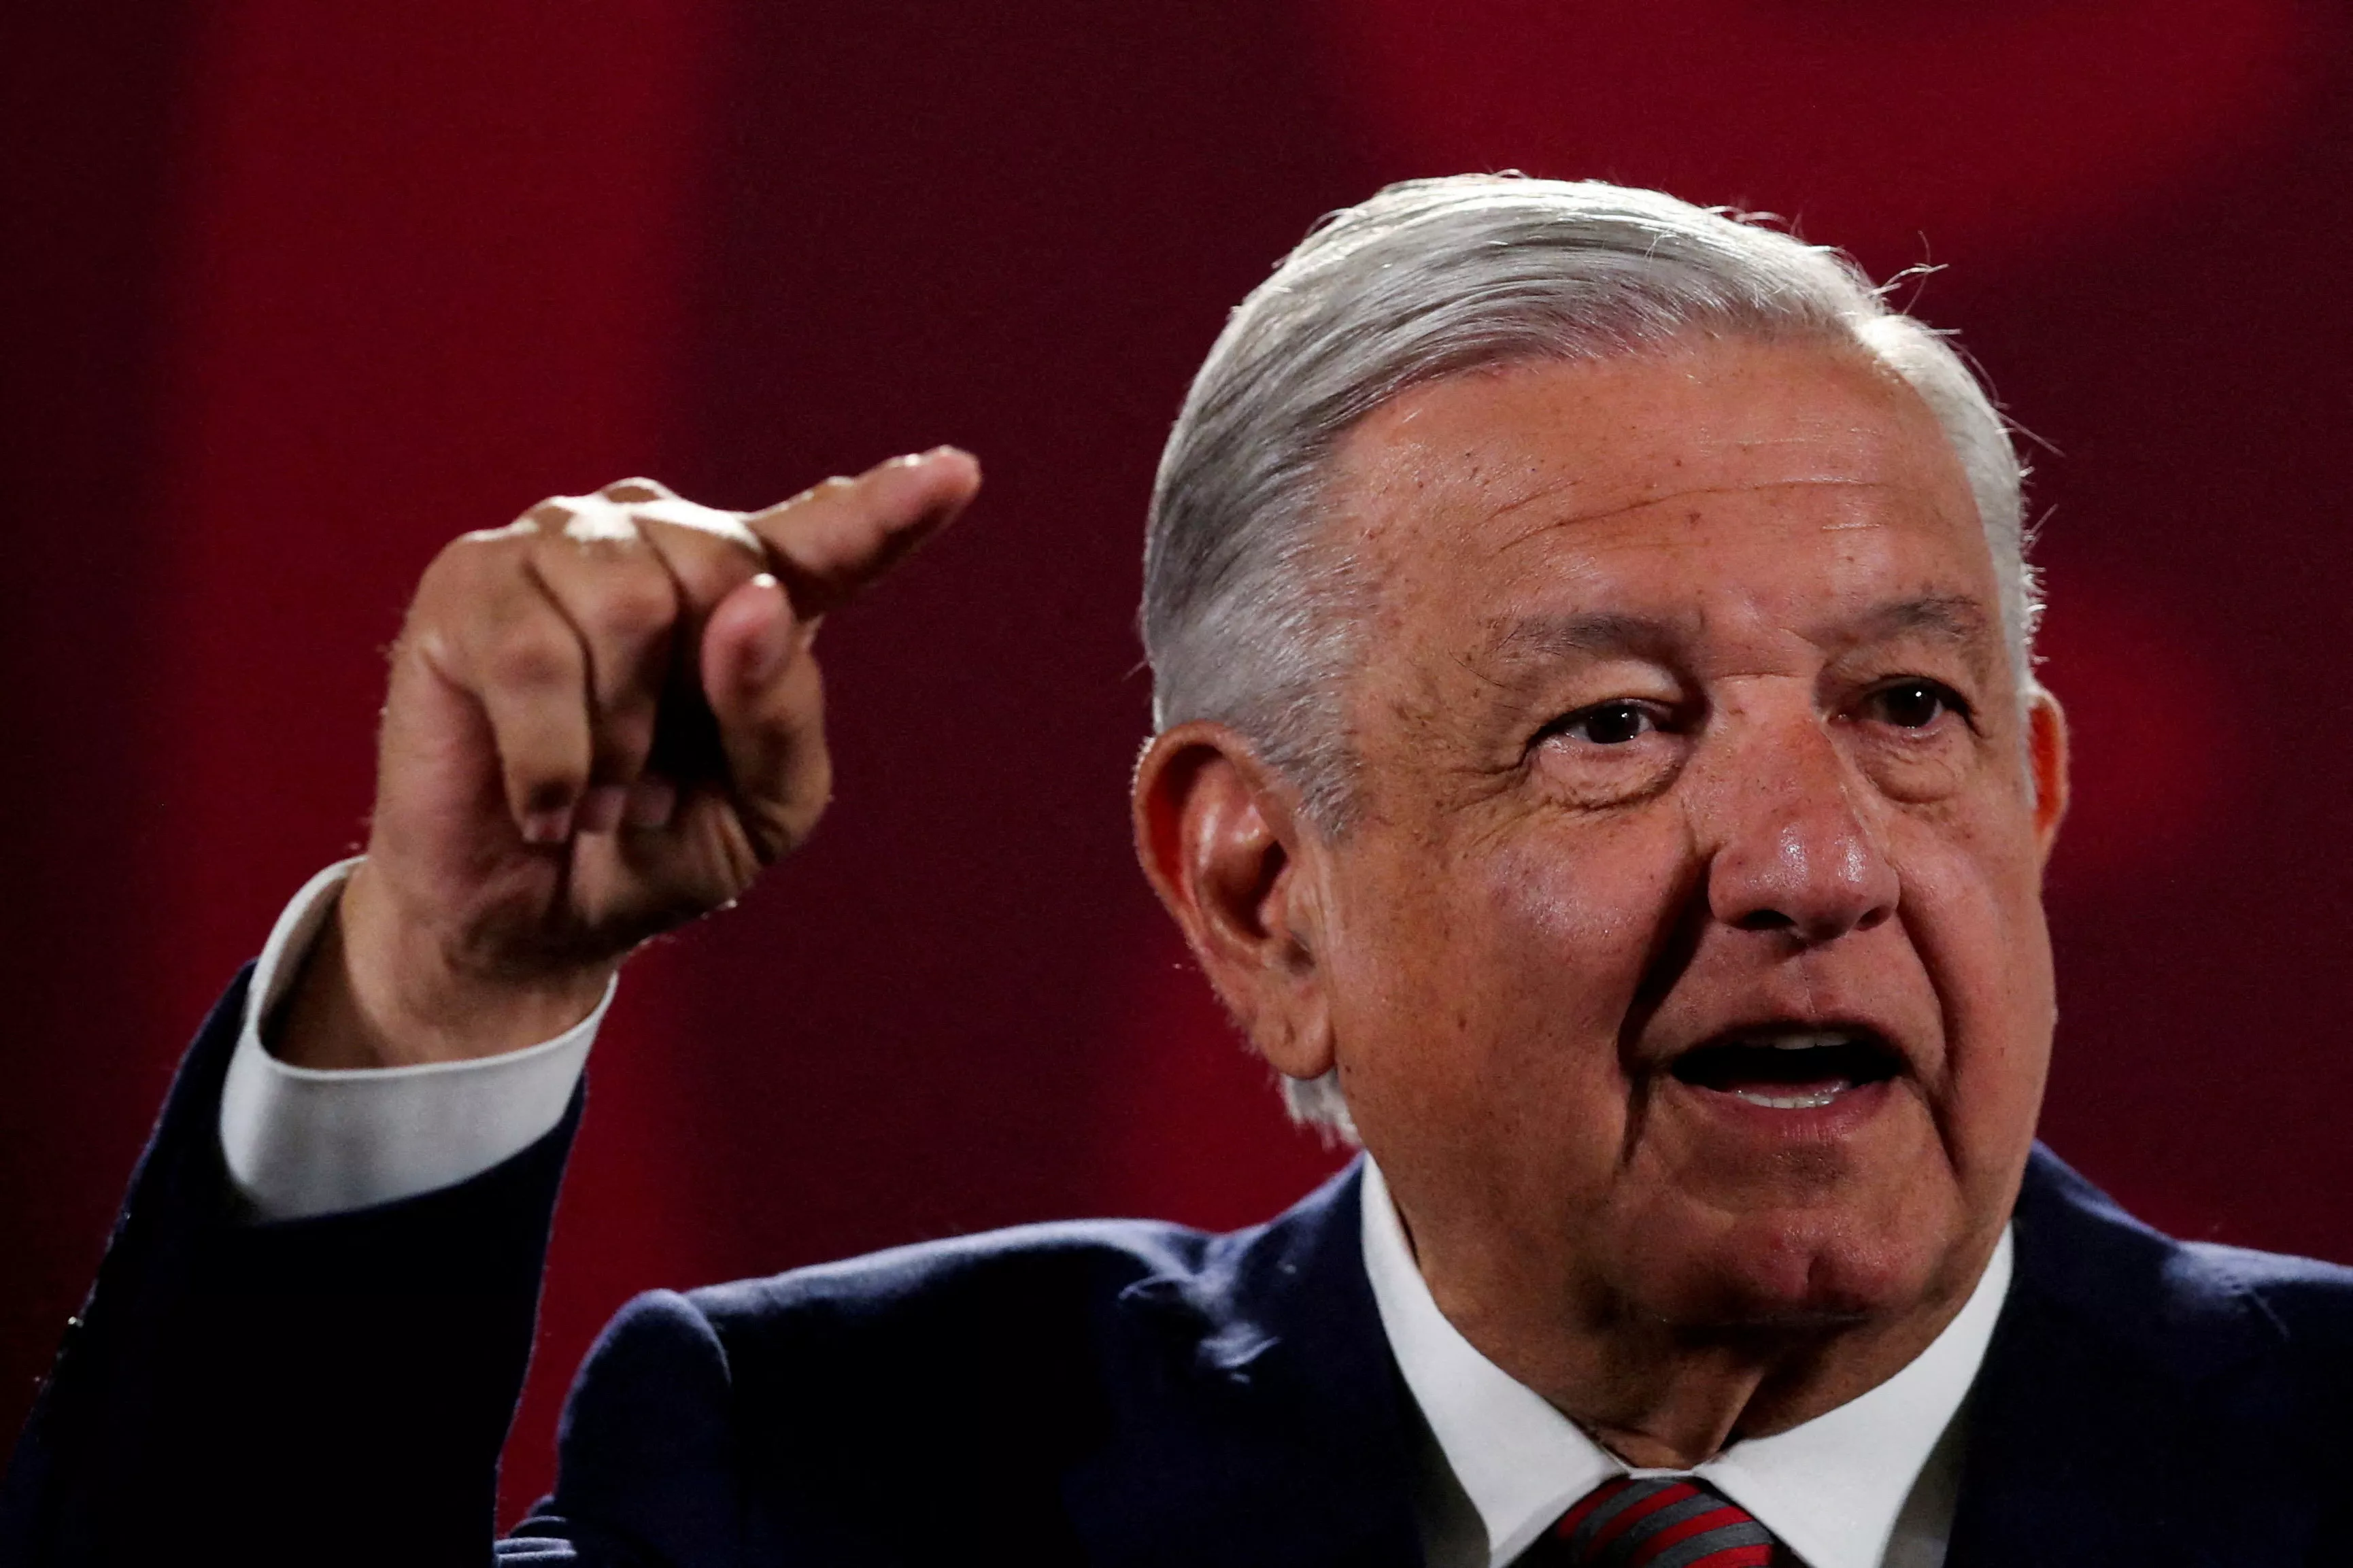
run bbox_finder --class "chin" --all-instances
[1626,1201,1957,1333]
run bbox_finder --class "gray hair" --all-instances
[1140,175,2039,1136]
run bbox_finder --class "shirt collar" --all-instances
[1358,1158,2012,1568]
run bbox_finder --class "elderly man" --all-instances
[7,175,2349,1566]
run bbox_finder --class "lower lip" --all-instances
[1663,1075,1899,1136]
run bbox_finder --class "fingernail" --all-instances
[576,785,627,834]
[522,806,573,844]
[624,777,677,830]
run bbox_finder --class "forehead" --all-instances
[1323,337,1997,663]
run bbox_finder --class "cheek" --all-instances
[1478,822,1690,1031]
[1336,818,1689,1134]
[1890,811,2055,1153]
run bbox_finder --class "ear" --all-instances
[1131,721,1336,1083]
[2026,687,2069,863]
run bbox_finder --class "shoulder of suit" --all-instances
[2176,1238,2353,1346]
[568,1182,1353,1492]
[2016,1142,2353,1382]
[684,1213,1225,1332]
[677,1159,1364,1341]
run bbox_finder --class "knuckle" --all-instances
[639,504,764,564]
[428,526,519,585]
[782,475,856,511]
[756,804,824,867]
[486,624,581,693]
[599,476,672,503]
[728,815,790,878]
[749,761,831,866]
[410,542,523,648]
[579,573,676,645]
[551,501,640,547]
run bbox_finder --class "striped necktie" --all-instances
[1529,1475,1784,1567]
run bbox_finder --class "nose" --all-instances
[1703,723,1899,946]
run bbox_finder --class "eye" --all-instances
[1544,699,1664,747]
[1860,678,1969,730]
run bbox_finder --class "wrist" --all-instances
[273,862,615,1070]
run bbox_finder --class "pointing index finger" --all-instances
[744,447,981,618]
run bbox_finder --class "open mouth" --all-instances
[1668,1028,1903,1110]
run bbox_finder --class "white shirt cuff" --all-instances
[218,858,609,1221]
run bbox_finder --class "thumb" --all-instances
[703,570,802,693]
[700,573,831,861]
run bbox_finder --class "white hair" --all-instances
[1140,175,2039,1136]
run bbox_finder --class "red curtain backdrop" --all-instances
[7,0,2350,1521]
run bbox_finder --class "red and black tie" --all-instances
[1529,1476,1783,1567]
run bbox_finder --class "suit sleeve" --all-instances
[0,966,583,1567]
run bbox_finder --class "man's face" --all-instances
[1313,339,2061,1367]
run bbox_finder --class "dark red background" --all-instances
[7,0,2350,1520]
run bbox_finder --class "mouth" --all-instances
[1666,1026,1904,1110]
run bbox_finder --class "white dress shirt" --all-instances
[1360,1159,2010,1568]
[219,866,2010,1565]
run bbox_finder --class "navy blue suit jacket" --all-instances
[8,967,2353,1565]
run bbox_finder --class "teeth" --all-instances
[1731,1086,1846,1110]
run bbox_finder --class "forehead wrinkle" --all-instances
[1487,478,1909,555]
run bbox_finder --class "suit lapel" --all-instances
[1062,1159,1427,1567]
[1948,1146,2318,1567]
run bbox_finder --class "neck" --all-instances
[1551,1310,1956,1468]
[1397,1210,2001,1471]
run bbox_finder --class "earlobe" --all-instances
[1132,723,1336,1082]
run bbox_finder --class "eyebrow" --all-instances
[1482,594,1998,668]
[1848,594,1994,650]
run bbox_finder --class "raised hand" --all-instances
[275,450,981,1069]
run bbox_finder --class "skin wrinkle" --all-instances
[1491,478,1913,558]
[1895,803,2020,1183]
[1614,841,1714,1175]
